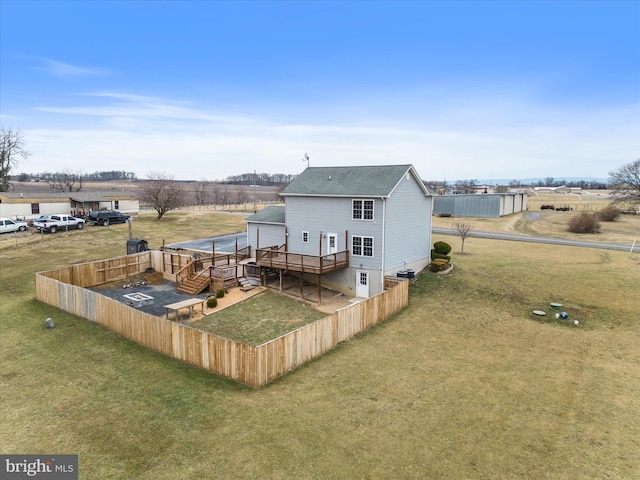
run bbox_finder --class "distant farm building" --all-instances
[0,191,139,221]
[433,193,527,218]
[533,185,583,194]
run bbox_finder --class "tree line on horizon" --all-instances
[1,128,636,209]
[11,170,298,187]
[13,170,610,190]
[423,177,609,194]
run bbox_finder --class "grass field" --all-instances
[194,290,327,345]
[1,210,639,479]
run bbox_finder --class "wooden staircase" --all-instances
[238,276,260,292]
[176,272,210,295]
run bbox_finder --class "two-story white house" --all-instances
[245,164,433,298]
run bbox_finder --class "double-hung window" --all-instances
[352,236,374,257]
[352,199,374,220]
[302,231,309,243]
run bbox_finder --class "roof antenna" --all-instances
[302,153,310,168]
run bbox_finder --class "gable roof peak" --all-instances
[281,164,427,197]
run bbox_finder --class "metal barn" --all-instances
[433,193,527,218]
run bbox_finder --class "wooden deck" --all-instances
[255,247,349,274]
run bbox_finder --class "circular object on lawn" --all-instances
[550,302,563,309]
[533,310,546,316]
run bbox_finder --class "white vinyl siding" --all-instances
[383,174,432,271]
[247,223,286,251]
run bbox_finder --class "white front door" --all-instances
[327,233,338,254]
[356,270,369,298]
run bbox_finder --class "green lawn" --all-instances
[1,211,639,479]
[194,290,326,344]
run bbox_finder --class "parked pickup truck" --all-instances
[88,210,131,226]
[0,218,29,234]
[32,214,85,233]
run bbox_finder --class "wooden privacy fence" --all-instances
[35,251,409,387]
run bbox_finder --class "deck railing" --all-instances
[235,245,251,263]
[209,264,245,290]
[175,250,247,288]
[255,246,349,274]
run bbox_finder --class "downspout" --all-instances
[381,196,386,293]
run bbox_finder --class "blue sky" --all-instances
[1,1,638,182]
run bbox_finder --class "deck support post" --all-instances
[299,274,303,299]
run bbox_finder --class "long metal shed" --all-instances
[433,193,527,218]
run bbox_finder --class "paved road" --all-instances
[433,227,638,253]
[167,232,247,253]
[168,229,637,254]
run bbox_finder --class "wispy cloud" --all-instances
[22,90,638,181]
[35,92,254,126]
[37,58,109,77]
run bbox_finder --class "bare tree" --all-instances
[234,187,247,204]
[138,171,185,219]
[455,222,473,253]
[216,185,231,206]
[47,169,84,192]
[609,160,640,208]
[0,128,31,192]
[193,179,211,206]
[453,179,479,194]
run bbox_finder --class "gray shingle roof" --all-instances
[69,191,137,202]
[0,191,137,201]
[280,164,428,197]
[244,206,285,224]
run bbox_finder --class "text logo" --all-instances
[1,455,78,480]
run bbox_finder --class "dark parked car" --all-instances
[88,210,131,226]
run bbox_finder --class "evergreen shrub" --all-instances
[431,250,451,261]
[433,241,452,255]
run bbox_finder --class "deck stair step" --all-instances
[264,268,278,280]
[238,277,260,288]
[177,274,210,295]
